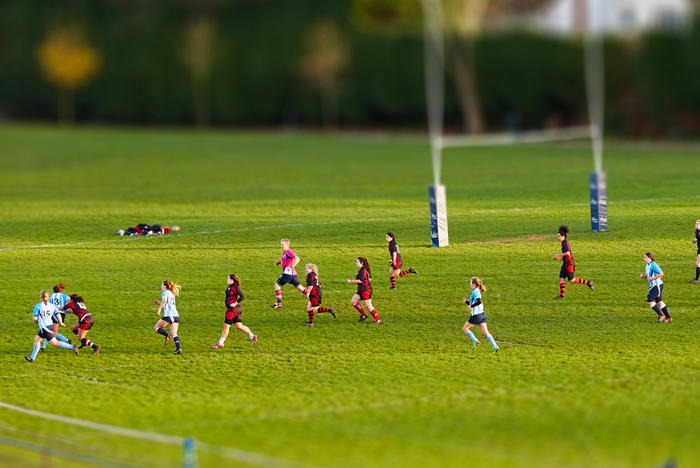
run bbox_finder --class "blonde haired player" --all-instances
[25,291,79,362]
[271,238,309,308]
[154,280,182,354]
[461,277,499,352]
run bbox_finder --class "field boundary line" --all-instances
[1,194,698,252]
[0,401,315,468]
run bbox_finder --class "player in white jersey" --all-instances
[25,291,79,362]
[41,283,72,351]
[640,252,672,323]
[154,280,182,354]
[461,277,499,352]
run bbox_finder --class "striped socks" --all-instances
[465,330,478,344]
[275,290,282,305]
[559,283,565,297]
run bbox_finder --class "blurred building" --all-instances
[533,0,692,33]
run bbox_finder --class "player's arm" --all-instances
[155,297,165,316]
[392,251,398,266]
[346,279,361,284]
[231,284,244,307]
[292,255,300,269]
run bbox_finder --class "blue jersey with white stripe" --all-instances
[32,301,57,329]
[645,261,663,288]
[161,290,178,318]
[49,292,70,314]
[469,288,484,316]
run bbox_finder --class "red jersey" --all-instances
[356,267,372,294]
[306,272,321,297]
[561,240,575,268]
[388,240,402,266]
[225,283,245,309]
[65,301,92,322]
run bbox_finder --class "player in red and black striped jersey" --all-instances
[690,219,700,283]
[59,294,100,354]
[212,274,257,348]
[553,225,594,299]
[346,257,381,324]
[303,264,336,326]
[386,232,417,290]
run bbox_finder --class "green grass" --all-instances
[0,125,698,468]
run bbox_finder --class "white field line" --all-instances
[0,195,697,253]
[0,401,316,468]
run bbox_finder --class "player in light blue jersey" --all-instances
[461,277,499,352]
[25,291,79,362]
[153,280,182,354]
[640,252,672,323]
[41,283,72,351]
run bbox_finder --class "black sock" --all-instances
[652,305,663,316]
[92,343,98,350]
[661,306,670,318]
[696,267,699,280]
[156,328,169,338]
[174,336,181,350]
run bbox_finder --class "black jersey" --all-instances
[561,240,575,268]
[388,240,402,266]
[356,267,372,294]
[225,283,245,309]
[306,272,322,298]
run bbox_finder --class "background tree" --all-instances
[36,25,101,124]
[179,16,217,127]
[299,20,350,128]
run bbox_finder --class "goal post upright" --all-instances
[585,0,608,232]
[421,0,449,247]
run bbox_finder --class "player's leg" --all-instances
[351,294,367,321]
[480,323,499,351]
[463,322,478,349]
[363,299,380,323]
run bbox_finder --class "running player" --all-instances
[461,277,499,352]
[553,225,594,299]
[212,274,258,349]
[385,232,417,290]
[25,291,79,362]
[59,294,100,354]
[690,219,700,284]
[271,238,309,308]
[154,281,182,354]
[346,257,381,324]
[303,264,336,326]
[640,252,672,323]
[40,283,72,351]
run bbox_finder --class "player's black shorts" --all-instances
[560,264,575,281]
[467,313,487,325]
[51,313,66,324]
[276,274,301,287]
[646,284,664,303]
[162,316,180,324]
[309,295,321,307]
[225,305,242,324]
[37,327,55,341]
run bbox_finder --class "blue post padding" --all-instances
[589,171,608,232]
[429,185,439,247]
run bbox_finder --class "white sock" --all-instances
[248,333,254,340]
[218,337,226,345]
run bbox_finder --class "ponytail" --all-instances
[163,280,181,296]
[228,274,241,286]
[358,257,372,277]
[558,225,569,237]
[471,277,486,293]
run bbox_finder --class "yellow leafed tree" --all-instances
[179,16,217,127]
[36,26,101,124]
[299,20,349,129]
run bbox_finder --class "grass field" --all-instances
[0,125,698,468]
